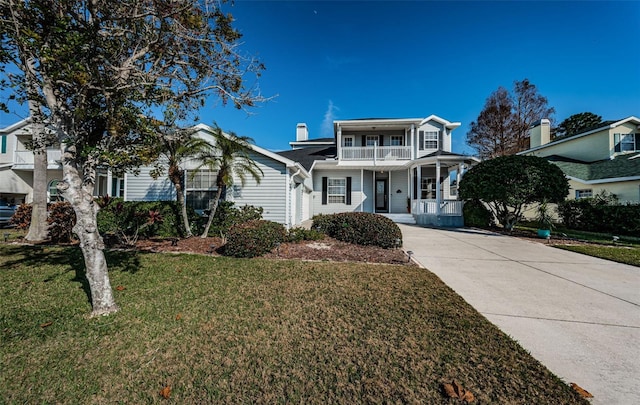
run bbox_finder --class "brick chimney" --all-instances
[529,119,551,148]
[296,123,308,142]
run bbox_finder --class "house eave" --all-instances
[566,175,640,185]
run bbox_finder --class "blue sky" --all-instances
[2,1,639,154]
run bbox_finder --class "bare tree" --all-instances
[1,0,267,316]
[467,79,554,158]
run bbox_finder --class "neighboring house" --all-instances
[0,121,311,227]
[521,116,640,203]
[279,116,480,226]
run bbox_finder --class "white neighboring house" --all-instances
[278,115,480,226]
[0,121,311,228]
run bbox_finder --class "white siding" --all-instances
[125,166,176,201]
[389,170,409,213]
[232,151,288,224]
[312,169,365,215]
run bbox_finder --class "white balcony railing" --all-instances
[412,199,463,216]
[341,146,411,161]
[14,149,62,165]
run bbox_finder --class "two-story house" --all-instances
[279,115,480,226]
[521,116,640,203]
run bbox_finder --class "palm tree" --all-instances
[199,127,263,238]
[151,127,211,238]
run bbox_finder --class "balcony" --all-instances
[341,146,411,161]
[13,149,62,167]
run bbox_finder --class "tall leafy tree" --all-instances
[459,155,569,231]
[0,0,267,316]
[199,127,263,238]
[467,79,554,158]
[554,112,602,139]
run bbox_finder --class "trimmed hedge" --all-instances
[47,202,76,243]
[286,227,324,243]
[223,220,286,258]
[557,199,640,236]
[204,201,263,237]
[312,212,402,249]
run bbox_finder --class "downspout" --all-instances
[285,169,291,229]
[288,166,302,228]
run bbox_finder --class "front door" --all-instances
[375,179,388,212]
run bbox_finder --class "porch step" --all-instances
[380,213,416,225]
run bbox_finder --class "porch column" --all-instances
[435,159,441,216]
[416,165,421,214]
[410,124,416,160]
[456,163,462,197]
[360,169,364,212]
[407,168,411,214]
[388,170,392,213]
[106,170,113,197]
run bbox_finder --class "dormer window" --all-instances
[614,133,638,153]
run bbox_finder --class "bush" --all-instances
[557,198,640,236]
[10,204,32,230]
[204,201,263,237]
[97,199,198,244]
[312,212,402,249]
[463,199,494,228]
[286,227,325,243]
[47,202,76,243]
[223,220,286,258]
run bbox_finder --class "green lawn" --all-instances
[0,245,587,404]
[554,244,640,267]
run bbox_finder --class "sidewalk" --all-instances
[399,224,640,404]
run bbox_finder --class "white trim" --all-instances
[566,174,640,185]
[360,169,364,212]
[0,118,32,134]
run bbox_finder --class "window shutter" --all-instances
[346,177,352,205]
[635,134,640,151]
[419,131,424,151]
[614,133,621,152]
[361,136,366,147]
[322,177,328,205]
[1,135,6,154]
[413,168,418,198]
[378,136,383,146]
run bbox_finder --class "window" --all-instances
[424,131,438,149]
[366,135,379,147]
[48,180,63,202]
[614,133,638,153]
[327,178,346,203]
[111,177,125,198]
[186,170,218,211]
[575,189,592,199]
[421,178,436,199]
[390,135,403,146]
[343,136,354,147]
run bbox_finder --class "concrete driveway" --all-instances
[399,224,640,405]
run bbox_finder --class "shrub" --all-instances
[312,212,402,249]
[97,199,198,244]
[47,202,77,243]
[10,204,32,230]
[223,220,286,258]
[204,201,263,237]
[286,227,325,243]
[463,199,494,228]
[557,198,640,236]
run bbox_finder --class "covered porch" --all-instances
[409,151,480,227]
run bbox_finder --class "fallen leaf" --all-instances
[116,285,126,291]
[442,380,474,403]
[570,382,593,398]
[40,321,53,328]
[159,385,171,399]
[175,314,182,320]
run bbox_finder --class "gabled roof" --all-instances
[334,115,461,131]
[524,116,640,154]
[0,118,32,134]
[192,123,310,178]
[549,154,640,183]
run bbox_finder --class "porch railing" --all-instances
[412,199,464,216]
[14,149,62,165]
[341,146,411,161]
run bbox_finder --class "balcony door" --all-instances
[375,179,388,212]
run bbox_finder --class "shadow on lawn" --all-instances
[1,244,141,305]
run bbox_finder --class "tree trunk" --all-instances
[174,179,192,238]
[200,186,224,238]
[24,58,49,241]
[25,114,49,241]
[59,143,118,316]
